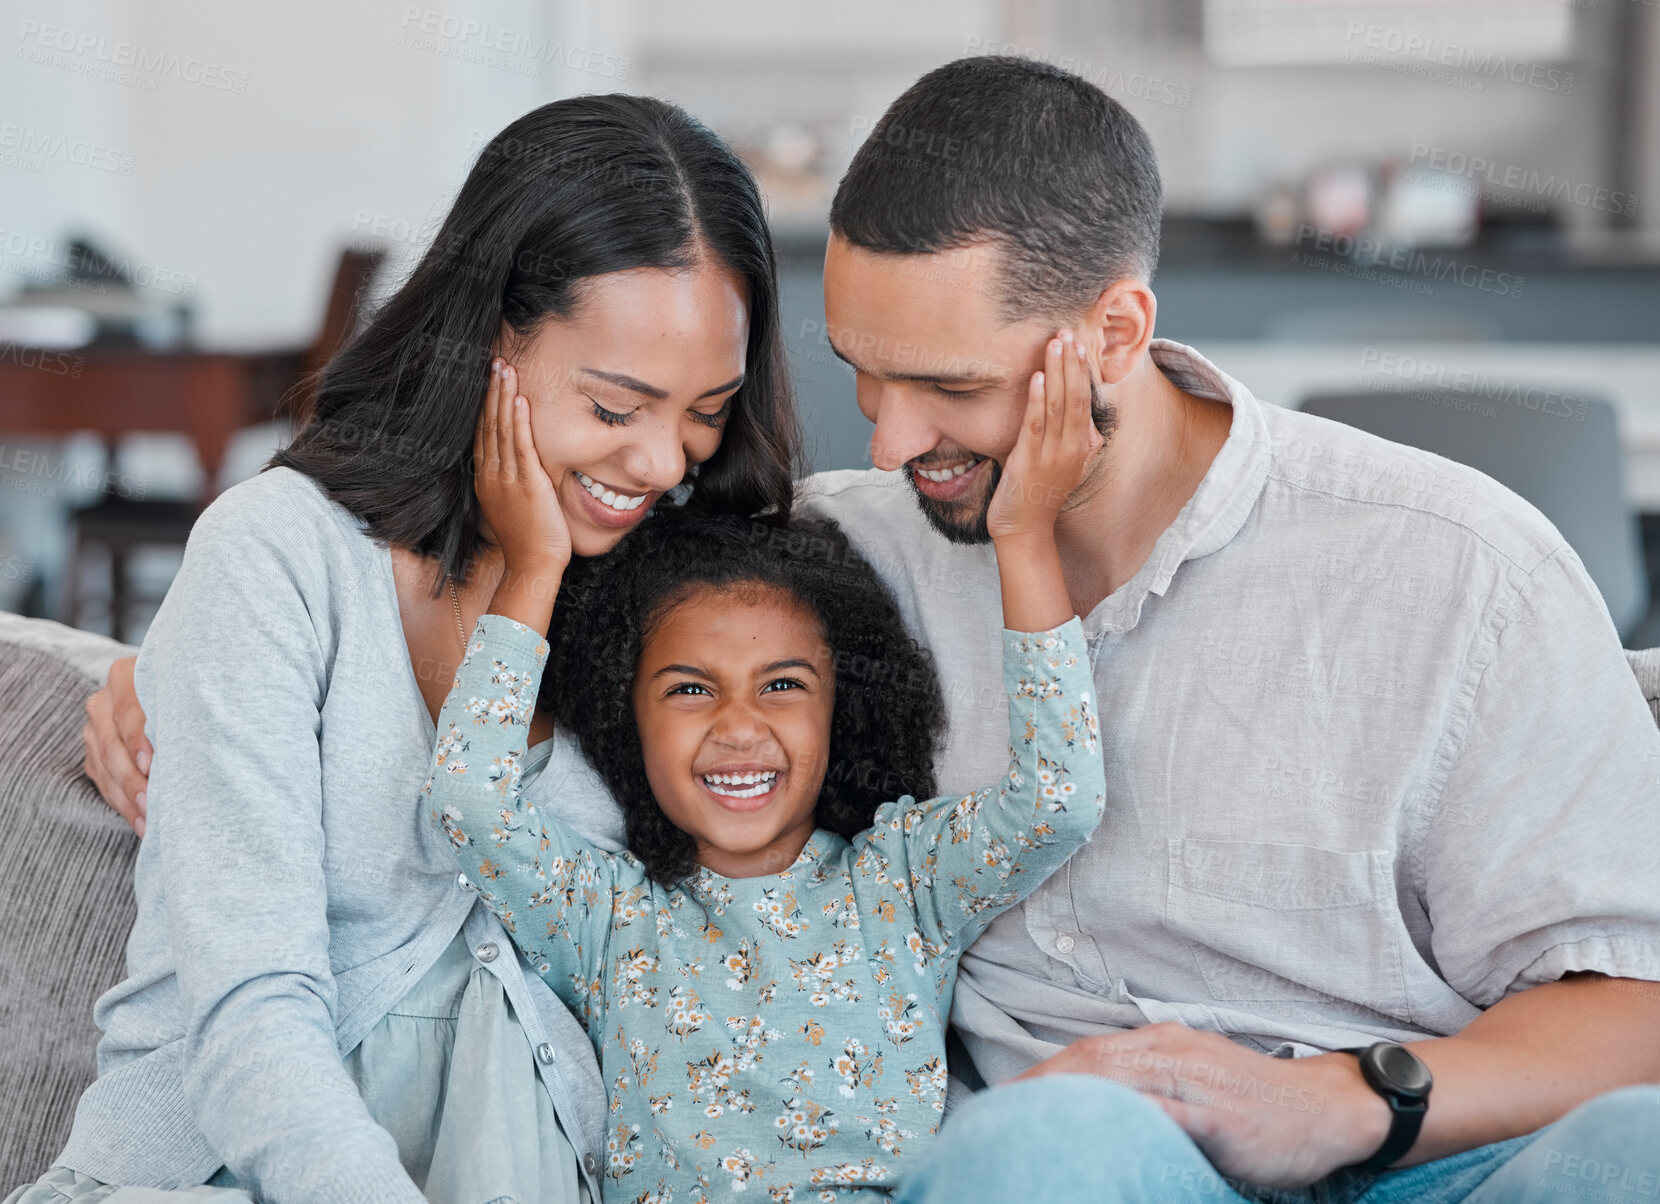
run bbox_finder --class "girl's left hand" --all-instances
[474,358,572,576]
[986,329,1103,542]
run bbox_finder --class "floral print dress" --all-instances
[422,613,1105,1203]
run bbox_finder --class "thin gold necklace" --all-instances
[451,570,548,739]
[446,573,467,653]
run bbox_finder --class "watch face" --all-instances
[1373,1044,1433,1097]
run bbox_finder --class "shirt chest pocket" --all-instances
[1164,838,1410,1018]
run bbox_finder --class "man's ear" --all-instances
[1080,279,1156,386]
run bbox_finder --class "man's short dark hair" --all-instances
[830,55,1163,323]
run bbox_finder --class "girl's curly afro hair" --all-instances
[547,505,946,886]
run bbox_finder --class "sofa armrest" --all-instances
[0,627,141,1185]
[0,613,137,687]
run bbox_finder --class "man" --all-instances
[86,56,1659,1201]
[797,55,1660,1202]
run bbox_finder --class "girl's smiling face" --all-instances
[499,261,749,558]
[631,583,835,879]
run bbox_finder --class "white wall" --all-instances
[1,0,636,346]
[0,0,638,619]
[3,0,1644,347]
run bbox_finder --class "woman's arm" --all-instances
[146,488,426,1203]
[83,654,151,835]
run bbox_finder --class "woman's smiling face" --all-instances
[500,260,749,558]
[631,583,836,879]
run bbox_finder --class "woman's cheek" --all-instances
[690,422,725,465]
[522,406,563,476]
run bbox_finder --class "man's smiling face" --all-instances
[822,234,1076,544]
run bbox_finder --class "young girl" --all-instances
[426,333,1106,1200]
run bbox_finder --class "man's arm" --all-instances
[1012,975,1660,1187]
[1017,544,1660,1187]
[1393,972,1660,1165]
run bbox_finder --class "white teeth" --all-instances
[702,770,779,799]
[574,471,646,512]
[917,456,983,483]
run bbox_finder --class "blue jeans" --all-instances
[897,1076,1660,1204]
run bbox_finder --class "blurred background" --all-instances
[4,0,1659,646]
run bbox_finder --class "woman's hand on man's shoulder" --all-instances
[83,654,150,837]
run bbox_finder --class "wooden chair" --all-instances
[61,248,384,641]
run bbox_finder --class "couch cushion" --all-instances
[0,613,135,684]
[0,632,140,1187]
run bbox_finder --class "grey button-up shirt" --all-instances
[800,338,1660,1084]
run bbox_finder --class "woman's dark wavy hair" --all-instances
[271,94,799,595]
[552,507,946,886]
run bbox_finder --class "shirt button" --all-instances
[1055,934,1075,954]
[583,1152,600,1178]
[536,1041,557,1064]
[475,942,499,964]
[457,873,474,892]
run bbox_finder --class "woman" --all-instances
[25,93,797,1204]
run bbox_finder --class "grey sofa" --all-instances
[0,614,138,1189]
[2,611,1659,1187]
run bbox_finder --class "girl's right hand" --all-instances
[474,359,572,578]
[985,329,1102,633]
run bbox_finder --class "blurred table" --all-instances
[0,346,304,499]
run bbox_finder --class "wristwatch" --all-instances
[1341,1042,1433,1171]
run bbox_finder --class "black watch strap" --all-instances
[1341,1044,1432,1171]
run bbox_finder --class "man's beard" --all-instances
[903,378,1117,546]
